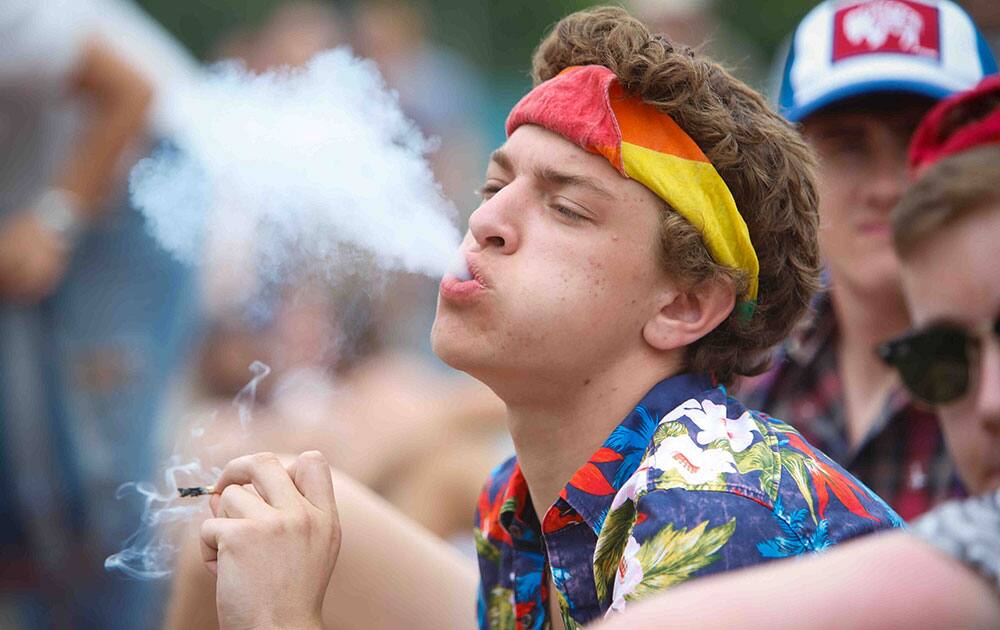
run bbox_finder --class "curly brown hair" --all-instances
[531,6,821,385]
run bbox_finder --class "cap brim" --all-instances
[783,79,955,122]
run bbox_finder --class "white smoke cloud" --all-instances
[131,47,462,281]
[108,48,465,580]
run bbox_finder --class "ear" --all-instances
[643,275,736,352]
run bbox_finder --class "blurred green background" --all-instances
[136,0,816,80]
[134,0,820,150]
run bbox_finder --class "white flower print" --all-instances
[666,398,759,452]
[650,435,736,485]
[608,536,643,614]
[609,465,650,512]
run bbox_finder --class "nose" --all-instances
[974,339,1000,433]
[467,189,519,255]
[866,149,908,215]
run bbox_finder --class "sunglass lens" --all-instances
[891,327,969,404]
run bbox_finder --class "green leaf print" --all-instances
[555,589,582,630]
[593,499,636,604]
[487,586,515,629]
[474,527,501,566]
[631,518,737,599]
[650,420,688,450]
[734,440,779,501]
[780,450,818,524]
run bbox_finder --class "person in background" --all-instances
[745,0,996,520]
[594,72,1000,630]
[0,0,198,626]
[629,0,768,89]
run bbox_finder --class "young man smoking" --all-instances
[192,7,902,629]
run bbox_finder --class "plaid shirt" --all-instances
[742,293,964,521]
[474,373,902,629]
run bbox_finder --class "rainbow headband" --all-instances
[505,65,759,318]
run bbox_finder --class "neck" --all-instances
[830,279,909,445]
[498,352,683,521]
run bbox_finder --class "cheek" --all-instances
[937,408,985,473]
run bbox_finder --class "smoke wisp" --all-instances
[105,363,272,579]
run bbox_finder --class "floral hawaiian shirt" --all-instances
[474,372,903,629]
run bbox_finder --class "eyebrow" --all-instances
[488,149,616,200]
[488,148,514,172]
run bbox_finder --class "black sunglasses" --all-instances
[877,315,1000,405]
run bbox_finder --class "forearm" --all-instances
[592,531,1000,630]
[324,469,478,629]
[57,36,153,219]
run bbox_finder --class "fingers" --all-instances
[213,483,273,520]
[200,516,240,575]
[289,451,337,513]
[214,452,301,510]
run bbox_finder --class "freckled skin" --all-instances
[431,125,672,394]
[900,205,1000,495]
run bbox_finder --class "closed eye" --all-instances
[477,183,504,200]
[552,204,586,222]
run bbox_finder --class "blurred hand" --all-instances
[201,451,341,630]
[0,211,70,304]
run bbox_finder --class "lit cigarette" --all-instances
[178,485,217,498]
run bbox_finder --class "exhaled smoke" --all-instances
[131,47,462,281]
[109,47,464,580]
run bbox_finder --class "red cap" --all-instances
[908,74,1000,175]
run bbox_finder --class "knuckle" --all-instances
[218,485,240,511]
[252,451,279,466]
[264,515,289,536]
[285,508,308,530]
[228,522,259,547]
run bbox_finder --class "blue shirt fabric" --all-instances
[474,373,903,629]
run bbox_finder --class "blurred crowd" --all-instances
[0,0,998,628]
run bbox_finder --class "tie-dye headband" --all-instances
[506,65,759,318]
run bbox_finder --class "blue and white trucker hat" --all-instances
[778,0,996,122]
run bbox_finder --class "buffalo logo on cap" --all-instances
[833,0,941,61]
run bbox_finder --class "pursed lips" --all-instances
[439,253,489,303]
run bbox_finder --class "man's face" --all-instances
[803,99,930,297]
[431,125,672,392]
[900,205,1000,495]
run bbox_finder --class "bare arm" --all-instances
[61,35,153,218]
[591,531,1000,630]
[0,36,152,303]
[165,467,478,630]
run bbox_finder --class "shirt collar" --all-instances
[499,372,716,540]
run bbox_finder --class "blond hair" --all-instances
[531,6,821,384]
[892,146,1000,258]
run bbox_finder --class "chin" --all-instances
[431,316,479,372]
[840,254,902,296]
